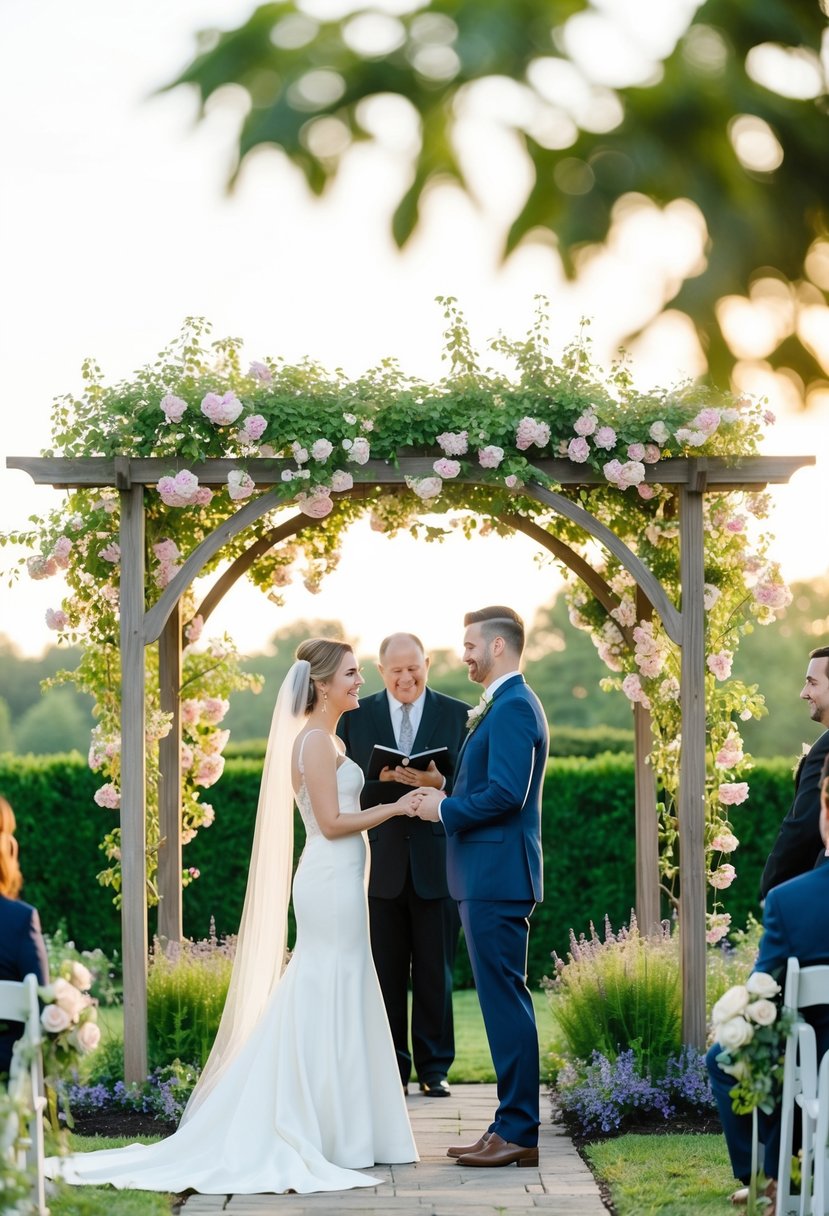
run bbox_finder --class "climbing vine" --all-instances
[4,299,786,933]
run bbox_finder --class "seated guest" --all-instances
[0,796,49,1078]
[707,753,829,1206]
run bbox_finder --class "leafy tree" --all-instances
[0,697,13,753]
[168,0,828,387]
[13,690,92,756]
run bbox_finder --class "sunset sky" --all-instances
[1,0,825,660]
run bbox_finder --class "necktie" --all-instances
[399,703,414,755]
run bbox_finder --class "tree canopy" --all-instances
[168,0,829,390]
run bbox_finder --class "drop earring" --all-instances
[322,689,328,714]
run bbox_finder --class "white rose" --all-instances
[67,961,93,991]
[718,1015,755,1051]
[70,1021,101,1054]
[746,999,777,1026]
[711,984,749,1026]
[41,1004,71,1034]
[51,977,86,1019]
[746,971,780,999]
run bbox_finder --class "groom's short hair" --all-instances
[464,606,524,656]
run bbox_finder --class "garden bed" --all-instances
[69,1107,176,1140]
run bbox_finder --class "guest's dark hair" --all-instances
[295,638,353,714]
[463,605,525,656]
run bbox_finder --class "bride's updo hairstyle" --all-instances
[295,638,353,714]
[0,796,22,898]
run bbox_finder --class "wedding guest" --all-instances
[338,632,469,1097]
[708,752,829,1206]
[760,644,829,899]
[0,795,49,1077]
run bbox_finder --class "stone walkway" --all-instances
[179,1085,607,1215]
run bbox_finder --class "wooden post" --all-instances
[157,600,182,945]
[678,484,707,1049]
[633,588,661,935]
[119,481,149,1082]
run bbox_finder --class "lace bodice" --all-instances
[295,731,364,838]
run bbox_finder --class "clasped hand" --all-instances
[397,788,443,821]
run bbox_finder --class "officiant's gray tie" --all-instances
[399,703,414,754]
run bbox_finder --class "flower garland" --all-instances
[3,300,788,912]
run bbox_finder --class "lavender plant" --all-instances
[146,930,236,1071]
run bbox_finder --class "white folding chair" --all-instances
[776,959,829,1216]
[0,974,49,1216]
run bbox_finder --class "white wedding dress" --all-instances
[46,745,417,1194]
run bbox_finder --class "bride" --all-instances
[47,638,419,1194]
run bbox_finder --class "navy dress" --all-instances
[0,895,49,1075]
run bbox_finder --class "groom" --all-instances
[408,605,547,1167]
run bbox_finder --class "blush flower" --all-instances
[711,831,739,853]
[515,417,551,450]
[311,438,334,461]
[478,445,505,468]
[99,543,121,563]
[45,608,69,630]
[160,394,187,424]
[238,414,268,443]
[201,391,243,426]
[228,470,256,501]
[649,421,670,445]
[247,361,272,383]
[296,491,334,518]
[567,437,590,463]
[433,458,461,478]
[718,782,749,806]
[593,426,617,450]
[330,470,354,492]
[573,411,597,437]
[346,437,370,465]
[709,863,736,890]
[436,430,468,456]
[201,698,230,726]
[410,476,443,500]
[93,783,121,809]
[707,651,733,681]
[27,554,58,580]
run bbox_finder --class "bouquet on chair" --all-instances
[712,971,791,1114]
[712,970,792,1213]
[38,961,101,1135]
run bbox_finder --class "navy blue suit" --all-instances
[0,895,49,1076]
[707,863,829,1183]
[440,674,548,1146]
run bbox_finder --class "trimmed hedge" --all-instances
[2,753,796,984]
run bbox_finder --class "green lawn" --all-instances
[46,1134,170,1216]
[585,1134,738,1215]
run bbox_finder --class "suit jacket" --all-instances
[754,863,829,1057]
[338,687,470,899]
[0,896,49,1075]
[760,728,829,900]
[440,674,548,903]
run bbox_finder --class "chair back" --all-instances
[783,957,829,1012]
[0,974,48,1215]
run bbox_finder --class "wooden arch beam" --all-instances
[523,482,683,645]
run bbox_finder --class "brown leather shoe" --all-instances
[456,1132,539,1168]
[447,1132,490,1159]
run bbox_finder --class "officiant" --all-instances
[338,632,469,1097]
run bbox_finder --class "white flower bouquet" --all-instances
[712,971,790,1115]
[39,962,101,1132]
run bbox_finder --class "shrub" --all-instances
[66,1059,200,1126]
[550,916,682,1079]
[146,931,236,1071]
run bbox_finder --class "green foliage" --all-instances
[551,918,682,1077]
[3,752,793,984]
[167,2,828,388]
[585,1134,737,1216]
[145,934,235,1071]
[13,689,92,756]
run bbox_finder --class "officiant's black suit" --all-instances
[338,686,470,1089]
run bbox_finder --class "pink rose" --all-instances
[411,477,442,500]
[70,1021,101,1054]
[93,783,121,809]
[160,394,187,423]
[180,743,194,770]
[627,443,645,461]
[239,414,268,442]
[99,543,121,563]
[636,484,656,500]
[711,831,739,853]
[52,536,73,566]
[330,470,354,492]
[718,782,749,806]
[707,651,733,681]
[515,417,550,450]
[45,608,69,630]
[297,491,333,518]
[201,698,229,726]
[346,437,370,464]
[27,554,58,580]
[603,459,623,486]
[567,437,590,464]
[726,515,746,533]
[157,469,201,507]
[311,438,334,461]
[181,699,201,727]
[185,615,203,644]
[478,445,505,468]
[763,409,776,425]
[692,408,720,434]
[649,421,670,444]
[247,361,272,383]
[709,864,736,890]
[642,444,661,464]
[593,426,617,450]
[436,430,468,456]
[573,412,597,437]
[194,752,225,788]
[41,1005,71,1035]
[228,470,256,501]
[201,391,243,426]
[706,913,731,945]
[152,539,180,563]
[504,474,521,489]
[433,458,461,478]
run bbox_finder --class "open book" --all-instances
[366,744,451,782]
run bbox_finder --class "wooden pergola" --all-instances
[8,452,814,1082]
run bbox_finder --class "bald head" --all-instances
[377,633,429,704]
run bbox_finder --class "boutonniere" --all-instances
[793,741,812,776]
[466,695,492,734]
